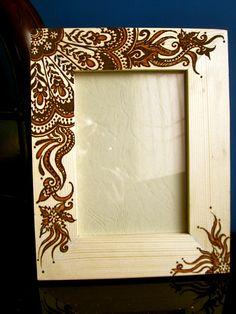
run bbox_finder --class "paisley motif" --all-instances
[31,28,226,266]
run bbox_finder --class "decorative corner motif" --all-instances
[31,28,225,266]
[37,184,75,266]
[171,213,230,276]
[127,29,224,74]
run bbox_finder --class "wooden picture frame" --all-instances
[31,28,230,280]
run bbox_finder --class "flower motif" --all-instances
[33,83,47,106]
[38,201,75,265]
[31,47,39,55]
[40,203,75,237]
[50,31,58,39]
[51,78,66,97]
[31,28,226,269]
[44,42,52,51]
[87,31,107,45]
[40,207,61,232]
[31,28,64,61]
[78,52,96,68]
[171,213,230,276]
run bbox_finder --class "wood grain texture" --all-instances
[187,31,230,248]
[31,28,230,280]
[39,234,200,280]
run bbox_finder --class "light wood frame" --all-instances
[31,28,230,280]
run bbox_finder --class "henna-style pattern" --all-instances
[128,29,224,74]
[38,186,75,266]
[31,28,225,266]
[171,213,230,275]
[35,126,75,202]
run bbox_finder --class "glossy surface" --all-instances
[11,234,235,313]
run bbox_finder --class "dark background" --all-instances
[0,1,235,312]
[31,0,236,231]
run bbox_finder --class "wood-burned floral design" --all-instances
[38,194,75,265]
[34,125,75,266]
[31,28,64,61]
[171,213,230,276]
[128,29,224,74]
[31,28,225,266]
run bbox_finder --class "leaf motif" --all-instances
[171,213,230,276]
[32,28,225,267]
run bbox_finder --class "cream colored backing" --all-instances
[32,29,230,280]
[75,72,187,235]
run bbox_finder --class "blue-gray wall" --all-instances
[31,0,236,232]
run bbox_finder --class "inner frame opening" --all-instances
[75,71,187,235]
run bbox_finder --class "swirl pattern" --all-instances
[31,27,225,266]
[171,213,230,275]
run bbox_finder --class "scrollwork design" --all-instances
[128,29,224,74]
[31,27,225,266]
[35,125,75,265]
[38,191,75,266]
[35,125,75,202]
[171,213,230,276]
